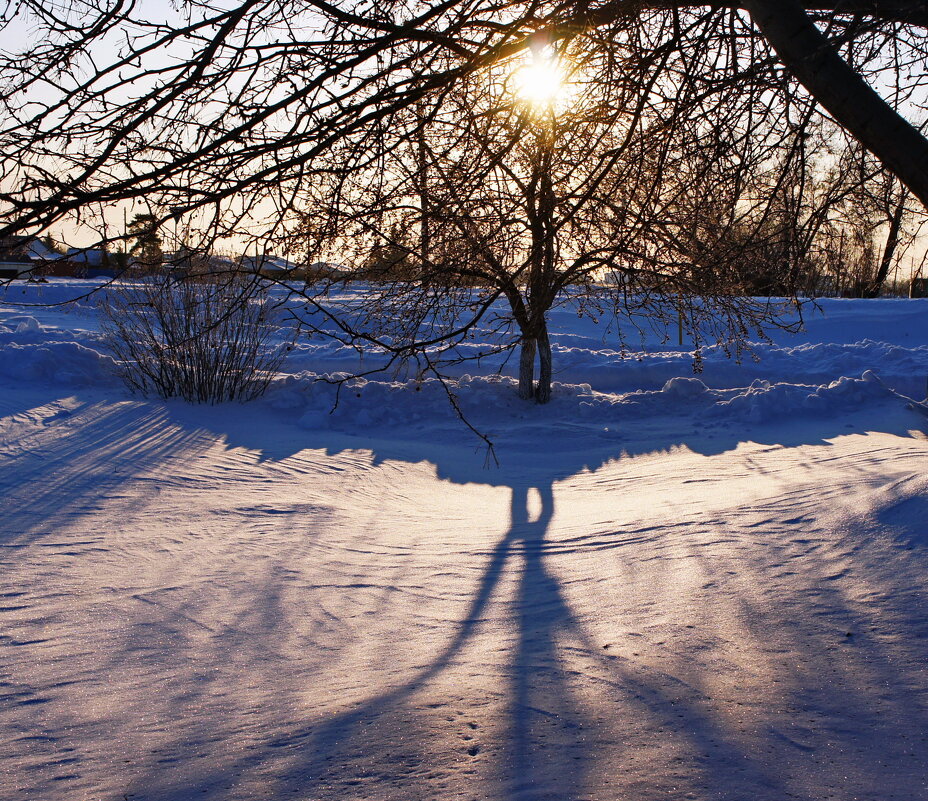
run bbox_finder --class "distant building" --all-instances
[162,249,236,277]
[0,236,59,261]
[242,253,299,277]
[306,261,349,281]
[241,255,350,282]
[50,248,119,278]
[0,236,62,279]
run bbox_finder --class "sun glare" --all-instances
[512,51,570,110]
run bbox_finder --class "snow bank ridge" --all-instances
[709,370,892,423]
[262,367,905,434]
[0,339,118,386]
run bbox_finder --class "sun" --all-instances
[512,51,569,110]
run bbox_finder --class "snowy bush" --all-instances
[100,270,287,403]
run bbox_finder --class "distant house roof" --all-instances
[0,236,33,260]
[66,248,107,266]
[0,236,60,262]
[25,240,60,261]
[162,251,235,272]
[243,254,297,273]
[208,255,236,271]
[307,261,348,276]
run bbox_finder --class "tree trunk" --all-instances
[866,190,907,298]
[516,328,554,404]
[416,104,430,278]
[743,0,928,211]
[535,328,553,404]
[518,336,536,400]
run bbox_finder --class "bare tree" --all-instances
[293,20,849,402]
[833,151,925,298]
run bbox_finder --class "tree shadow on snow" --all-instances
[103,398,928,801]
[0,393,210,548]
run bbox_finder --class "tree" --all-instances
[834,154,924,298]
[296,29,836,402]
[40,233,65,255]
[740,0,928,208]
[360,227,420,283]
[127,213,163,271]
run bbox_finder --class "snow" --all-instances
[1,279,927,801]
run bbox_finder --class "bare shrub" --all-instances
[100,270,287,403]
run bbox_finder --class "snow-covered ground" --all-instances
[1,279,927,801]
